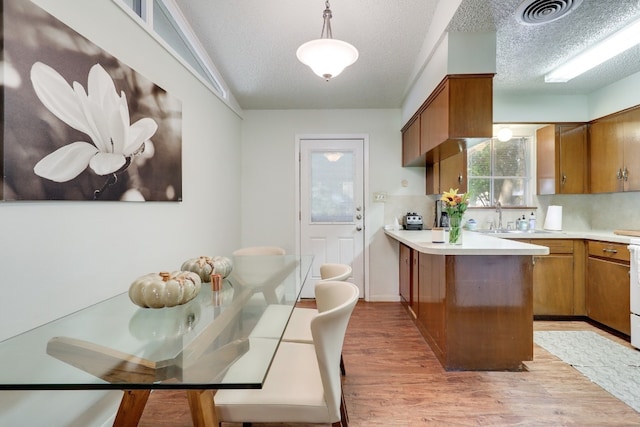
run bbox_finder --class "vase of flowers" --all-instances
[440,188,469,245]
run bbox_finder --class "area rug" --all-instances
[534,330,640,413]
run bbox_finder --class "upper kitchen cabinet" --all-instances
[425,150,467,195]
[439,150,467,194]
[536,124,588,195]
[401,74,494,167]
[402,117,421,167]
[590,106,640,193]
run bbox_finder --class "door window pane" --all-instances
[310,151,354,223]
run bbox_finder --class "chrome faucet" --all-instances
[495,201,503,230]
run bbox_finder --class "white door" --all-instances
[299,138,365,298]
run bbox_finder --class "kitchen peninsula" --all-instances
[386,229,549,371]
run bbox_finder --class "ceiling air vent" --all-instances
[516,0,583,25]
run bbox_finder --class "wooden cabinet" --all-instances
[623,107,640,191]
[439,150,467,193]
[402,118,421,167]
[532,240,576,315]
[399,243,420,318]
[399,243,411,304]
[417,253,533,371]
[417,252,445,355]
[515,239,585,316]
[425,149,466,195]
[589,106,640,193]
[420,84,449,155]
[586,241,630,335]
[401,74,493,167]
[536,124,588,194]
[411,250,419,317]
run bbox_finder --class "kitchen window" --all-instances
[113,0,227,99]
[467,137,533,207]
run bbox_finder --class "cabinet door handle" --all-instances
[458,174,463,184]
[622,167,629,182]
[602,248,618,254]
[561,174,567,185]
[617,168,623,180]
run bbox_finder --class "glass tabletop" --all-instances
[0,255,312,390]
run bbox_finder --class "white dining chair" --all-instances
[283,263,352,374]
[230,246,288,305]
[232,246,286,256]
[215,280,359,426]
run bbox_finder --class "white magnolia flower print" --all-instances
[30,62,158,182]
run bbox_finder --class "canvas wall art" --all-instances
[1,0,183,201]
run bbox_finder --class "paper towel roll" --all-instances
[543,205,563,231]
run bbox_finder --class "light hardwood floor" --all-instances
[138,301,640,426]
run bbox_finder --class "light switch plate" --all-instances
[373,192,387,202]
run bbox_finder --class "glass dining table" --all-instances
[0,254,313,427]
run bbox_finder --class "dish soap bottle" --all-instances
[518,215,528,231]
[529,212,536,231]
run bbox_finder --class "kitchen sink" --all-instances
[475,229,552,234]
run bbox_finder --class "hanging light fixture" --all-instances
[497,127,513,142]
[296,1,358,81]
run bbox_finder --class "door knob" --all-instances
[356,214,362,220]
[356,226,362,231]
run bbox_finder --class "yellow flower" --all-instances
[440,188,469,215]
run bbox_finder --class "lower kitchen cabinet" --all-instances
[587,241,631,335]
[399,243,411,304]
[411,249,419,317]
[399,243,420,319]
[416,252,533,371]
[418,252,445,355]
[516,239,585,316]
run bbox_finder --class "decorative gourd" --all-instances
[212,256,233,278]
[129,271,201,309]
[181,256,233,281]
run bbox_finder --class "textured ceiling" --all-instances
[175,0,640,110]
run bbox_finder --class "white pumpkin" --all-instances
[181,256,233,281]
[211,256,233,278]
[129,271,201,308]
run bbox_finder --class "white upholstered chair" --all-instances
[215,280,359,426]
[230,246,289,305]
[232,246,286,256]
[283,263,352,374]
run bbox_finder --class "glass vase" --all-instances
[448,215,463,245]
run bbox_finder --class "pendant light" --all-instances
[296,1,358,81]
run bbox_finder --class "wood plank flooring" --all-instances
[138,301,640,426]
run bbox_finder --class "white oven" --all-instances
[629,238,640,349]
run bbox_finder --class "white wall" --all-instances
[0,0,243,425]
[240,109,419,301]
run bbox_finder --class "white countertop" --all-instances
[467,229,636,245]
[384,229,550,255]
[385,228,638,256]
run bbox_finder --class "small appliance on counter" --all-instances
[402,212,423,230]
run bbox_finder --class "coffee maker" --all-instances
[434,200,449,228]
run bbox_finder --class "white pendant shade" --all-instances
[297,38,358,81]
[497,127,513,142]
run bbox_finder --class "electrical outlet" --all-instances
[373,192,387,202]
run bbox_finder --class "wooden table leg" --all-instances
[113,389,151,427]
[187,389,219,427]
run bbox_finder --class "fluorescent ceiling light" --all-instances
[545,17,640,83]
